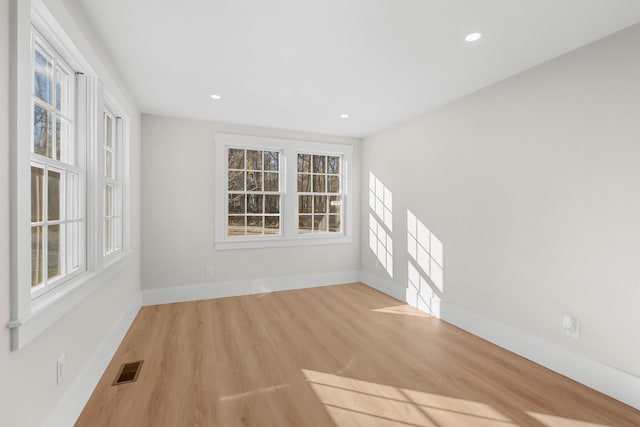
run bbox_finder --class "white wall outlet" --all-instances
[205,266,214,277]
[562,315,580,339]
[56,354,66,386]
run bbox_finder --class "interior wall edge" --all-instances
[44,292,143,427]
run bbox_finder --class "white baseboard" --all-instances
[358,274,640,411]
[45,292,142,427]
[142,270,362,306]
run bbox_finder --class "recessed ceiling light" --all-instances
[465,32,482,42]
[340,114,349,118]
[210,94,221,100]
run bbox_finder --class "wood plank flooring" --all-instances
[76,283,640,426]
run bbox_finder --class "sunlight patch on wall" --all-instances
[407,210,443,292]
[368,172,393,278]
[407,261,441,317]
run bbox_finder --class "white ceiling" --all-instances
[74,0,640,138]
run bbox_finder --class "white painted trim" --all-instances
[142,271,361,306]
[438,302,640,411]
[359,271,407,302]
[45,291,142,427]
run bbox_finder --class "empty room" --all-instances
[2,0,640,426]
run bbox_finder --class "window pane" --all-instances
[34,105,52,157]
[105,114,113,148]
[31,226,44,287]
[314,215,328,232]
[314,195,327,213]
[105,184,113,217]
[328,175,340,193]
[68,221,80,270]
[56,67,70,113]
[246,171,262,191]
[228,194,245,214]
[313,155,326,173]
[48,170,61,221]
[329,215,341,232]
[228,170,244,191]
[297,154,311,173]
[264,172,279,192]
[247,194,264,214]
[298,215,312,233]
[48,224,61,279]
[31,166,44,222]
[104,218,113,254]
[228,216,245,236]
[265,217,280,235]
[297,174,310,192]
[299,195,312,214]
[265,195,279,214]
[34,48,53,105]
[329,195,342,214]
[67,172,80,220]
[228,148,244,169]
[264,151,279,171]
[105,150,113,178]
[313,174,326,192]
[246,150,262,170]
[327,156,340,174]
[247,216,264,235]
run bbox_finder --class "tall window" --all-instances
[30,30,84,297]
[297,154,343,234]
[103,109,122,255]
[226,148,281,237]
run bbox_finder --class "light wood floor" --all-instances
[77,283,640,426]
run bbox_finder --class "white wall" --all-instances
[0,1,141,425]
[141,115,361,290]
[361,24,640,378]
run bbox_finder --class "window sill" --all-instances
[7,252,131,351]
[215,235,353,250]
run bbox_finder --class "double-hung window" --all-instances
[103,108,123,256]
[215,134,353,249]
[30,30,85,298]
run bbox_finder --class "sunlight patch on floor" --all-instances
[372,304,433,318]
[527,412,612,427]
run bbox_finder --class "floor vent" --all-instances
[112,360,143,385]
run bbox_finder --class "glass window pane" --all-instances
[246,150,262,170]
[314,195,327,213]
[104,219,113,254]
[228,148,244,169]
[313,175,326,193]
[105,150,113,178]
[247,194,264,214]
[228,194,245,214]
[264,172,279,192]
[246,216,264,235]
[48,224,61,279]
[329,195,342,214]
[297,174,310,192]
[67,172,80,220]
[298,215,312,233]
[264,151,279,171]
[329,215,341,233]
[34,48,53,105]
[34,105,52,157]
[228,216,245,236]
[314,215,328,232]
[327,156,340,175]
[265,195,279,214]
[313,155,326,173]
[297,154,311,173]
[57,117,72,164]
[265,217,280,235]
[48,169,61,221]
[56,67,70,113]
[246,171,262,191]
[328,176,340,193]
[299,195,312,214]
[68,221,80,270]
[228,170,244,191]
[31,166,44,222]
[105,185,113,217]
[105,114,113,148]
[31,226,44,287]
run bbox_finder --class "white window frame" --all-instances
[215,134,353,250]
[8,0,131,351]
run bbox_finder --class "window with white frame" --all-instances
[30,29,85,298]
[215,134,353,249]
[103,108,122,255]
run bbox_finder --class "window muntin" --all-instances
[226,148,281,237]
[30,31,85,298]
[103,109,122,256]
[297,154,343,234]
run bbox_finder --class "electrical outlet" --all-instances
[205,266,214,277]
[56,354,66,386]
